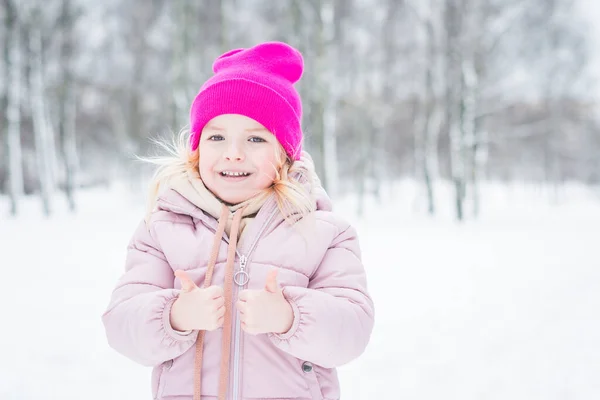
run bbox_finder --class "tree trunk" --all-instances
[220,0,232,51]
[445,0,465,221]
[125,1,166,168]
[322,94,338,197]
[58,0,78,211]
[462,58,478,217]
[545,99,561,204]
[288,0,326,183]
[357,157,367,218]
[44,100,59,192]
[422,9,441,215]
[307,0,326,190]
[170,0,195,131]
[321,0,339,198]
[377,0,401,204]
[29,8,54,216]
[471,117,487,218]
[4,0,24,216]
[356,101,369,218]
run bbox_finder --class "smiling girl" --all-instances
[102,41,374,400]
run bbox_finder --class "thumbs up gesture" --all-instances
[236,269,294,335]
[169,270,226,332]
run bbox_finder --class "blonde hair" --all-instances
[139,128,315,224]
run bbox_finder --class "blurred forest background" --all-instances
[1,0,598,220]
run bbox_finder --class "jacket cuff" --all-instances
[162,293,198,341]
[270,286,301,340]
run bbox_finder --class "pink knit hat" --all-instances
[189,41,304,160]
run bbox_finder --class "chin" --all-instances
[217,192,248,205]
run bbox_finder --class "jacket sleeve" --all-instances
[101,219,198,367]
[268,223,375,368]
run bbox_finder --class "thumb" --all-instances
[175,270,198,292]
[264,269,279,293]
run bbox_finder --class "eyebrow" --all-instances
[246,127,268,132]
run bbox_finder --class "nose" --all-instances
[224,139,245,162]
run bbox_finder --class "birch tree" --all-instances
[320,0,343,198]
[2,0,24,216]
[120,0,167,148]
[28,6,55,216]
[376,0,404,205]
[535,0,588,199]
[409,0,443,215]
[305,0,328,190]
[169,0,198,131]
[282,0,342,194]
[467,0,532,216]
[444,0,467,221]
[57,0,78,211]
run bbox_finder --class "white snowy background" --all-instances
[1,181,599,400]
[2,0,600,399]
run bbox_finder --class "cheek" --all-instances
[255,154,278,182]
[198,158,207,175]
[198,149,215,180]
[198,164,208,181]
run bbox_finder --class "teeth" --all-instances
[222,171,249,177]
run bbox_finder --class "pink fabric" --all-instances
[101,174,374,399]
[189,41,304,160]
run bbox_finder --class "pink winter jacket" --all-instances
[102,174,374,400]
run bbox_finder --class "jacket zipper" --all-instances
[185,202,278,399]
[231,209,278,400]
[231,255,246,400]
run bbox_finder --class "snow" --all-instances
[1,181,599,399]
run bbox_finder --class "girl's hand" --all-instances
[236,269,294,335]
[170,270,226,332]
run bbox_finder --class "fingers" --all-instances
[208,308,226,331]
[206,285,224,299]
[264,268,279,293]
[214,294,225,309]
[174,270,198,292]
[236,300,247,315]
[207,319,224,331]
[241,322,258,335]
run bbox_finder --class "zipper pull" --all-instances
[234,255,249,286]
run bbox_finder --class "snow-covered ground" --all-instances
[1,181,599,400]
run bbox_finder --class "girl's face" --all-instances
[198,114,282,205]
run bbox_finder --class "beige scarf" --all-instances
[168,168,269,236]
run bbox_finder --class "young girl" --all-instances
[102,41,374,400]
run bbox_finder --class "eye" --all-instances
[208,134,224,141]
[249,136,266,143]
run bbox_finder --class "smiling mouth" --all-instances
[220,171,251,177]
